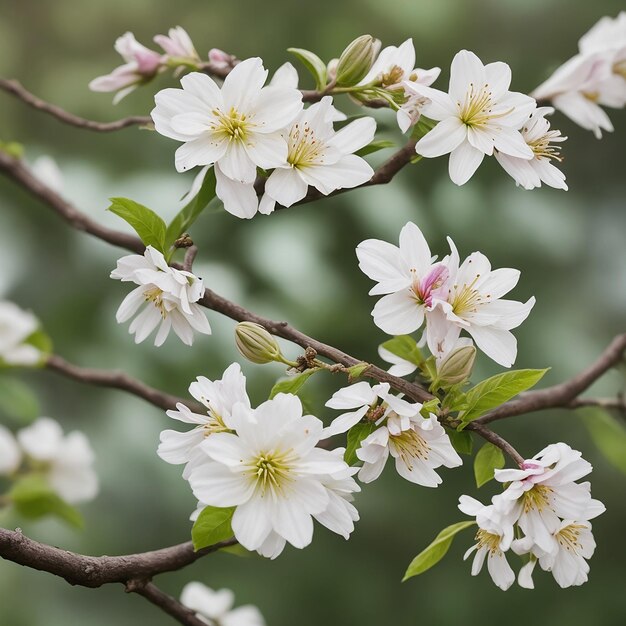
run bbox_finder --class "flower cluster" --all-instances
[111,246,211,346]
[0,418,98,504]
[151,57,377,218]
[406,50,567,188]
[459,443,605,590]
[357,221,535,367]
[90,27,200,103]
[180,582,265,626]
[0,301,42,366]
[533,12,626,138]
[158,365,360,558]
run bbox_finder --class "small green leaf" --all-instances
[24,329,53,363]
[380,336,422,367]
[474,442,505,487]
[192,505,235,551]
[410,116,437,141]
[403,520,476,581]
[287,48,327,91]
[0,140,24,158]
[269,369,319,399]
[164,168,217,255]
[419,398,440,419]
[9,475,83,528]
[459,368,549,425]
[344,422,376,465]
[346,362,371,382]
[108,197,167,252]
[449,430,473,455]
[580,408,626,475]
[0,377,40,424]
[355,140,396,157]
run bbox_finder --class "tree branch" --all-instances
[465,422,525,466]
[46,354,203,413]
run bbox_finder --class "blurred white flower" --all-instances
[31,156,65,196]
[17,417,98,503]
[89,32,163,104]
[181,582,265,626]
[0,301,41,366]
[0,425,21,475]
[111,246,211,346]
[406,49,536,185]
[495,107,567,191]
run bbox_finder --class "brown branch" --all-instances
[465,422,525,466]
[126,580,210,626]
[46,354,204,413]
[568,395,626,411]
[0,527,236,587]
[0,79,152,131]
[477,334,626,425]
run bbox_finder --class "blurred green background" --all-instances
[1,0,625,624]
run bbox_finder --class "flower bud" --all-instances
[436,344,476,388]
[336,35,380,86]
[235,322,283,364]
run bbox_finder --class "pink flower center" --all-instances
[412,264,448,307]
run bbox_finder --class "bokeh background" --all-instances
[1,0,625,624]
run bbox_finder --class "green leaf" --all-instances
[449,429,473,455]
[9,475,83,528]
[164,168,217,255]
[0,140,24,158]
[24,329,53,363]
[580,408,626,475]
[380,336,423,367]
[459,368,549,425]
[403,520,476,581]
[419,398,440,419]
[473,442,505,487]
[410,116,437,141]
[287,48,327,91]
[191,505,235,551]
[346,362,371,382]
[0,377,40,424]
[345,422,376,465]
[269,369,319,399]
[355,140,396,157]
[108,197,167,252]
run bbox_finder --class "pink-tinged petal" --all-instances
[231,499,273,550]
[214,164,258,219]
[402,82,457,120]
[221,57,267,111]
[254,86,303,133]
[492,127,533,160]
[468,326,517,367]
[356,239,410,295]
[265,168,308,207]
[188,462,255,507]
[327,117,377,154]
[449,50,486,102]
[179,72,223,109]
[495,152,541,190]
[174,136,228,172]
[244,132,288,170]
[485,61,512,99]
[218,141,257,183]
[398,221,432,275]
[448,141,484,185]
[415,117,466,158]
[372,290,424,335]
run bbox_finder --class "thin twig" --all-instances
[46,354,203,413]
[465,422,525,466]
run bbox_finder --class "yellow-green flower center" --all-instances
[144,286,166,318]
[390,428,430,469]
[556,522,586,553]
[287,122,325,168]
[522,484,553,514]
[252,451,294,496]
[457,82,512,128]
[475,529,502,554]
[210,107,250,142]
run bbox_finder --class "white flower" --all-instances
[17,417,98,503]
[180,582,265,626]
[154,26,199,62]
[378,345,418,377]
[258,96,375,213]
[357,38,441,132]
[187,394,355,553]
[458,495,516,591]
[405,49,536,185]
[89,32,163,104]
[0,425,21,475]
[158,363,250,475]
[494,443,605,554]
[111,246,211,346]
[495,107,567,190]
[514,520,597,589]
[356,221,448,336]
[0,301,41,366]
[31,155,64,196]
[426,238,535,367]
[151,58,303,218]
